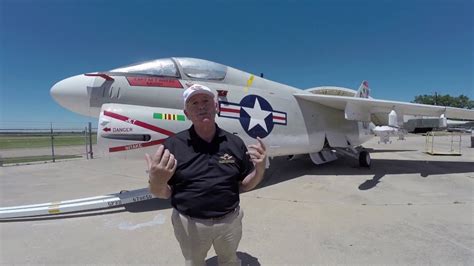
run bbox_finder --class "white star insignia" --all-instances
[242,97,272,132]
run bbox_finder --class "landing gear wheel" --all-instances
[359,150,371,168]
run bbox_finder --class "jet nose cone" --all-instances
[50,74,95,117]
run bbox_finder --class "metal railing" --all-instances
[425,131,462,156]
[0,123,97,166]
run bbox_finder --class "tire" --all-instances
[359,150,371,168]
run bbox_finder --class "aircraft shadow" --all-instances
[124,198,171,212]
[364,148,417,153]
[257,155,474,192]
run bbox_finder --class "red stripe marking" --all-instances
[84,73,114,81]
[272,115,286,121]
[217,90,228,97]
[126,77,183,88]
[220,107,240,113]
[104,111,128,121]
[109,139,166,153]
[104,111,174,137]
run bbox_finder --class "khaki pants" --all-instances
[171,208,243,266]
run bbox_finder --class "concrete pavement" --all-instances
[1,134,473,265]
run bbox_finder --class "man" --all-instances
[146,84,266,265]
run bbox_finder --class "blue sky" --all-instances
[0,0,472,129]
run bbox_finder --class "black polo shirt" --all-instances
[163,125,254,219]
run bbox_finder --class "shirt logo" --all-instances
[219,153,236,164]
[218,95,287,138]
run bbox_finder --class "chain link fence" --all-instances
[0,123,97,166]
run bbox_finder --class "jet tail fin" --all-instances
[355,80,370,98]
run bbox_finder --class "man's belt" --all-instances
[186,206,240,221]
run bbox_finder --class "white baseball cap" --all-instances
[183,84,215,105]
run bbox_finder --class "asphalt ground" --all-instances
[1,134,473,265]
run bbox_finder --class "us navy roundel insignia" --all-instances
[218,95,287,138]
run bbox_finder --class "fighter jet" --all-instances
[50,57,474,168]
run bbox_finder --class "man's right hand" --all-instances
[145,145,177,188]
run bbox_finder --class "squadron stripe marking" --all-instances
[153,113,186,121]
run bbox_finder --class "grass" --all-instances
[0,134,97,149]
[1,155,82,164]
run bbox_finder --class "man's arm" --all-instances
[240,137,266,192]
[148,179,172,199]
[240,163,265,192]
[146,145,177,199]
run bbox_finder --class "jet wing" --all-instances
[293,93,474,120]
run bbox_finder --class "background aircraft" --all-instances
[50,57,474,168]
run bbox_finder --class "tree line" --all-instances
[412,94,473,109]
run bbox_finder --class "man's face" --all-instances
[184,94,217,126]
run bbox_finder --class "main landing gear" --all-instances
[358,150,371,168]
[335,146,371,168]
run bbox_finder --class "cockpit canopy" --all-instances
[109,57,227,81]
[176,58,227,80]
[110,58,179,77]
